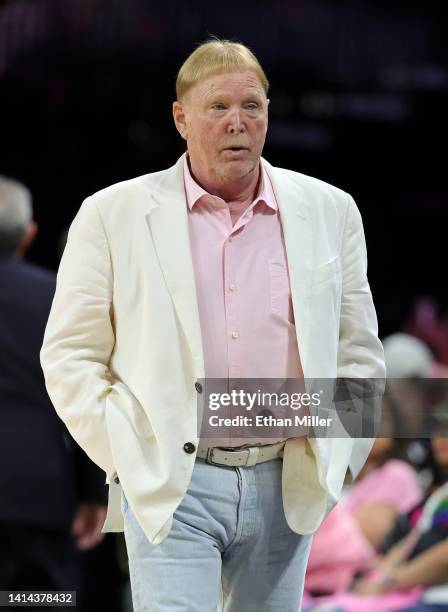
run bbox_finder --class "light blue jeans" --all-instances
[121,455,313,611]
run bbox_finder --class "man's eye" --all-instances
[211,103,226,110]
[245,103,258,110]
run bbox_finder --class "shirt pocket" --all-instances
[268,259,294,324]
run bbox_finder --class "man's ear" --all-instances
[16,221,38,256]
[172,101,188,141]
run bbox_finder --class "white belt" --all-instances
[196,441,286,467]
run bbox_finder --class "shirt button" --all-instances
[228,283,236,291]
[183,442,196,454]
[231,331,239,339]
[114,476,120,485]
[195,382,203,394]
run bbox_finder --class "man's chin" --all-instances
[217,160,256,181]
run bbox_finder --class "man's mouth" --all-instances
[223,146,248,152]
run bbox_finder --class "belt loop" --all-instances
[206,448,215,464]
[245,446,260,466]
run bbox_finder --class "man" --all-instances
[0,176,107,599]
[40,39,385,611]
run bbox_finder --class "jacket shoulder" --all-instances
[275,165,350,203]
[84,168,169,211]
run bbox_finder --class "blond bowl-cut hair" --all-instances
[176,38,269,102]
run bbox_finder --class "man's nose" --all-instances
[227,108,246,133]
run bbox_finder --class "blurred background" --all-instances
[1,1,448,611]
[1,0,447,338]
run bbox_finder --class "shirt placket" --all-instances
[223,206,255,394]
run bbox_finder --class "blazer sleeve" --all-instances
[336,194,386,480]
[40,196,116,481]
[337,194,385,380]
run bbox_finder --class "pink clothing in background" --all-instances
[305,459,423,595]
[343,459,423,516]
[183,154,304,448]
[302,587,422,611]
[305,503,376,596]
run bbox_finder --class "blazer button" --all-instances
[183,442,196,454]
[195,382,203,394]
[114,476,120,484]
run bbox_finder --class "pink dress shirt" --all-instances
[183,153,304,448]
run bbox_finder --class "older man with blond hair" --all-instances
[41,39,385,611]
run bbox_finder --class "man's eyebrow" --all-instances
[203,90,264,102]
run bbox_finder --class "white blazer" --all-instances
[40,155,385,545]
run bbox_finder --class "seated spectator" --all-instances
[303,425,448,611]
[304,392,422,596]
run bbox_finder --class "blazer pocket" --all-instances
[312,256,340,286]
[108,381,155,441]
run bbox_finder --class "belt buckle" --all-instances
[205,447,217,465]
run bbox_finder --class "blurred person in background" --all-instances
[404,297,448,369]
[382,332,448,482]
[382,333,436,439]
[303,339,448,609]
[0,176,110,609]
[303,413,448,611]
[303,391,423,599]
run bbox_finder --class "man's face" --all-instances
[173,70,269,184]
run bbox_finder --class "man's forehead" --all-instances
[198,71,265,96]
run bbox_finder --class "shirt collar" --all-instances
[182,152,277,212]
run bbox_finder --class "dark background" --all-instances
[1,0,447,338]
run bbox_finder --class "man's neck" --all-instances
[188,156,261,205]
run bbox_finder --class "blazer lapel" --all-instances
[263,160,314,376]
[265,161,335,477]
[143,157,205,379]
